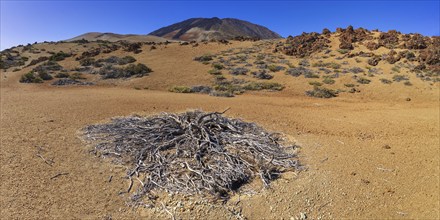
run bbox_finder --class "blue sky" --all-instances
[1,1,439,50]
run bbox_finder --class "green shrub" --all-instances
[242,82,284,91]
[70,72,85,80]
[380,78,392,84]
[49,51,71,61]
[194,54,213,62]
[215,75,226,81]
[357,77,371,84]
[404,81,412,86]
[304,72,320,78]
[337,49,350,54]
[392,75,409,82]
[19,72,43,83]
[79,58,95,66]
[391,66,401,73]
[209,90,234,97]
[55,72,70,78]
[309,81,322,86]
[305,86,338,98]
[212,63,224,70]
[344,83,355,87]
[118,56,137,65]
[329,62,341,69]
[208,69,222,75]
[322,77,335,84]
[38,71,53,80]
[169,86,192,93]
[268,64,284,72]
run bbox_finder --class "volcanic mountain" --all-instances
[149,17,282,41]
[66,32,171,43]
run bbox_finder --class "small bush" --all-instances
[337,49,350,54]
[229,67,249,75]
[344,83,355,87]
[309,81,322,86]
[19,72,43,83]
[38,71,53,80]
[70,72,85,80]
[208,69,222,75]
[194,54,213,62]
[191,85,212,94]
[404,81,412,86]
[329,62,341,69]
[33,61,63,72]
[49,51,71,61]
[79,58,95,66]
[169,86,192,93]
[212,63,224,70]
[285,67,313,77]
[304,72,320,78]
[209,90,234,97]
[100,63,152,79]
[391,66,401,73]
[268,64,285,72]
[243,82,284,91]
[55,72,70,78]
[305,86,338,98]
[392,75,409,82]
[252,70,273,80]
[348,67,365,74]
[215,75,226,81]
[299,59,310,66]
[118,56,137,65]
[380,78,392,84]
[322,77,335,84]
[357,77,371,84]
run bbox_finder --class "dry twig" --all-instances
[83,110,298,202]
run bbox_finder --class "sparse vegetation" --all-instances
[242,82,284,91]
[229,67,249,75]
[357,77,371,84]
[309,81,323,86]
[391,66,401,73]
[19,72,43,83]
[392,75,409,82]
[337,49,350,54]
[99,63,152,79]
[268,64,285,72]
[305,86,338,98]
[212,63,224,70]
[252,70,273,79]
[49,51,71,61]
[322,77,335,84]
[208,69,222,75]
[304,71,320,78]
[285,67,314,77]
[380,78,392,84]
[194,54,213,62]
[169,86,192,93]
[79,58,95,66]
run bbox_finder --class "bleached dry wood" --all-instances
[83,110,298,202]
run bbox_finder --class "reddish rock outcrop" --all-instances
[278,32,330,57]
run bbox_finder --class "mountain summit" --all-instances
[149,17,282,41]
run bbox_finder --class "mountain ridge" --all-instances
[148,17,282,41]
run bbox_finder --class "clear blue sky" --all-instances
[1,1,439,50]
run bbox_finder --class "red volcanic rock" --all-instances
[378,30,400,49]
[278,32,330,57]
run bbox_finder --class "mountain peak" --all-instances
[149,17,281,41]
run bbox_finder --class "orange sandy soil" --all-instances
[1,41,439,219]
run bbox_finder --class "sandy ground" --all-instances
[1,40,439,219]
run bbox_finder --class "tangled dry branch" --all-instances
[83,110,298,202]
